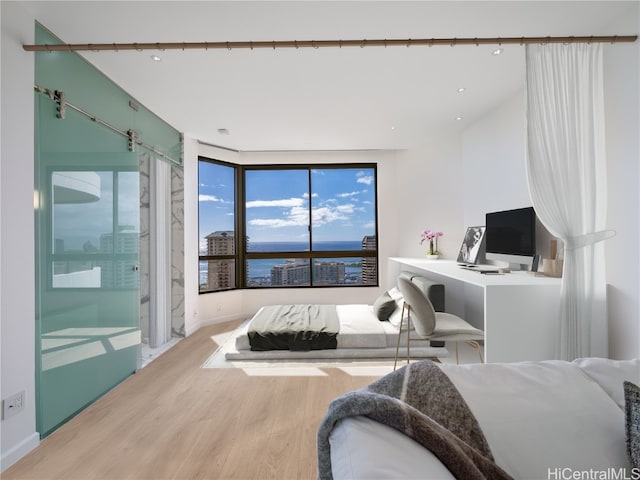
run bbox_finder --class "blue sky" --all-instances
[198,163,375,248]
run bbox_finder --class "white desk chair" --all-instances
[394,276,484,369]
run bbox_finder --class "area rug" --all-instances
[201,320,441,376]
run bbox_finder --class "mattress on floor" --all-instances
[234,304,434,352]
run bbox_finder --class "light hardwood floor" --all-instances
[3,320,384,480]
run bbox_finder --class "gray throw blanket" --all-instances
[317,361,513,480]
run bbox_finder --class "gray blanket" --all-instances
[317,361,513,480]
[248,304,339,351]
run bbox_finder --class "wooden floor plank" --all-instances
[4,320,382,480]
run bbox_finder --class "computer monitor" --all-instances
[485,206,536,268]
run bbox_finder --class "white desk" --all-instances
[389,258,561,363]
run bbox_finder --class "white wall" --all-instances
[1,2,40,471]
[603,9,640,360]
[394,137,465,261]
[462,90,529,226]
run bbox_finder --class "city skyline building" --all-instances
[100,226,139,289]
[313,261,346,285]
[361,235,377,285]
[271,259,310,286]
[205,231,235,290]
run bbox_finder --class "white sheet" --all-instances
[229,302,446,360]
[235,304,388,351]
[329,358,634,479]
[235,303,433,351]
[330,416,456,480]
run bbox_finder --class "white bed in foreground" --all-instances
[326,358,639,479]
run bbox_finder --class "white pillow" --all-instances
[573,357,640,409]
[387,286,403,301]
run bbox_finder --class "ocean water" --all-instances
[248,240,362,252]
[200,240,370,284]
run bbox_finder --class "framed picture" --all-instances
[457,226,486,264]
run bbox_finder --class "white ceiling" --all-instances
[22,1,639,151]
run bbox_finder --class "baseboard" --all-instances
[1,432,40,472]
[185,313,247,337]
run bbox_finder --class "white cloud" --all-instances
[336,191,360,198]
[246,197,304,208]
[302,192,318,198]
[199,194,223,203]
[356,171,374,185]
[249,204,309,228]
[312,204,354,225]
[336,204,355,213]
[249,218,303,228]
[248,197,360,229]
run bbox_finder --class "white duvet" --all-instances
[330,358,639,479]
[235,303,414,351]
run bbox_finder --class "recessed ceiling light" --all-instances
[492,48,503,56]
[457,87,466,93]
[455,116,463,121]
[217,128,230,135]
[150,54,162,62]
[391,125,396,131]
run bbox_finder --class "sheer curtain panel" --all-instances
[525,42,611,361]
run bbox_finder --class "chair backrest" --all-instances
[397,276,437,337]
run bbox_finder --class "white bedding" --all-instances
[329,358,639,479]
[227,301,447,360]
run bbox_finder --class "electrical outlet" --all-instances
[2,391,25,420]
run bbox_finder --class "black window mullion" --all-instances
[237,164,245,288]
[307,168,314,286]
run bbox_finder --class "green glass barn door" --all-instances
[35,95,141,437]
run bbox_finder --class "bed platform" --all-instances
[225,273,452,361]
[225,304,448,361]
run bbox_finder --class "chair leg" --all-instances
[466,341,484,363]
[406,305,411,365]
[393,303,406,370]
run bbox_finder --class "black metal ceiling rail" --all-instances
[34,84,182,167]
[23,35,638,52]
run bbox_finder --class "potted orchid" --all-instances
[419,229,444,259]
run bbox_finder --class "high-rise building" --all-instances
[206,230,235,255]
[314,261,345,285]
[361,235,377,285]
[100,226,139,289]
[205,231,235,290]
[271,259,309,286]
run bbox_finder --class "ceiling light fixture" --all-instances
[455,116,463,121]
[492,48,503,56]
[457,87,466,93]
[150,54,162,62]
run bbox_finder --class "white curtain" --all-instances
[525,42,612,361]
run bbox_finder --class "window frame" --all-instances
[198,157,378,293]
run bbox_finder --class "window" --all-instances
[198,158,377,292]
[198,160,236,292]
